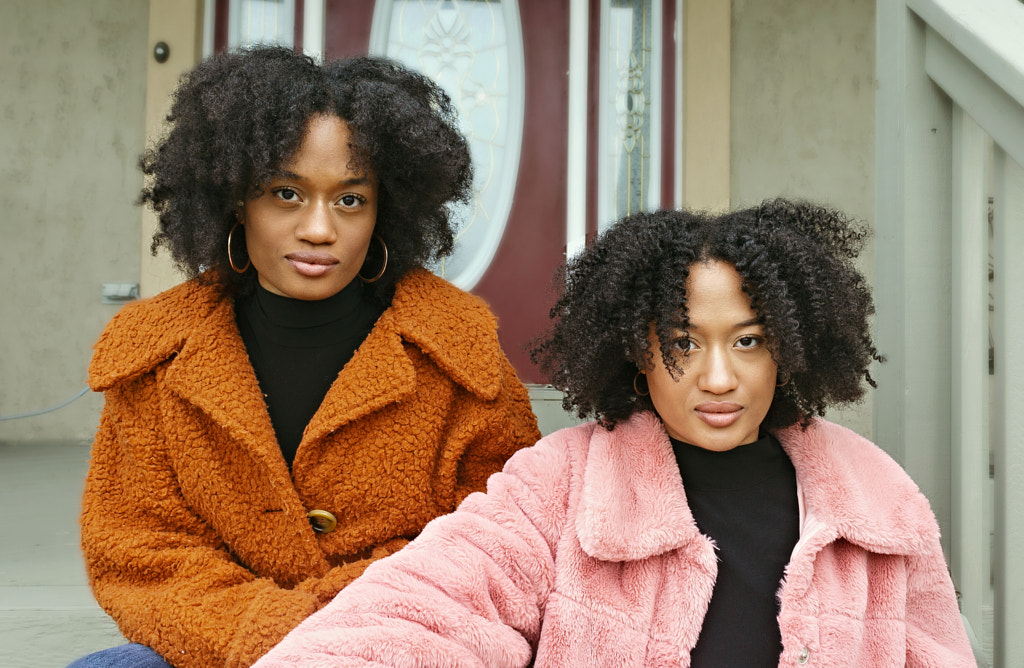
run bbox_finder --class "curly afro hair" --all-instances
[139,46,472,301]
[530,199,884,431]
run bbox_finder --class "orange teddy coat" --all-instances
[81,268,540,668]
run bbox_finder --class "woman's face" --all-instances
[242,115,378,301]
[642,260,778,451]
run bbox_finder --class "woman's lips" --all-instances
[694,402,743,428]
[286,252,337,278]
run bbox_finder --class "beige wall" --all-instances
[0,0,149,441]
[730,0,876,437]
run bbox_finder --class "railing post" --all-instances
[992,147,1024,668]
[875,0,955,546]
[950,105,989,640]
[881,0,1024,662]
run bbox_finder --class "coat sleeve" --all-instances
[252,438,572,667]
[80,377,406,668]
[904,542,978,667]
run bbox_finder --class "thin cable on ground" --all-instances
[0,387,91,421]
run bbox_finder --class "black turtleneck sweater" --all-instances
[235,280,384,467]
[671,433,800,668]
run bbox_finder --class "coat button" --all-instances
[306,509,337,534]
[797,646,810,664]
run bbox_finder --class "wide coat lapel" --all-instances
[300,309,416,447]
[576,412,704,562]
[302,268,505,446]
[776,419,938,557]
[163,294,288,477]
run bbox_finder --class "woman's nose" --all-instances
[697,348,738,394]
[296,203,337,244]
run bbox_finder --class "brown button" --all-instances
[306,509,337,534]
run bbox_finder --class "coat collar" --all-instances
[776,419,938,556]
[575,412,937,562]
[384,268,504,401]
[89,268,506,446]
[303,269,506,441]
[577,412,703,561]
[89,277,286,472]
[88,276,221,392]
[163,295,286,470]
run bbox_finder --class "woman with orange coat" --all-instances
[70,47,539,668]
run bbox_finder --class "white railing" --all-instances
[876,0,1024,665]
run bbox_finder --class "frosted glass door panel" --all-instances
[371,0,525,290]
[597,0,662,228]
[228,0,296,48]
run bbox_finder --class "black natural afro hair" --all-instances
[139,45,472,301]
[530,199,884,431]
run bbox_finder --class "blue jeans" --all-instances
[67,643,172,668]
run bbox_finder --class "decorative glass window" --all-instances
[229,0,296,48]
[598,0,662,229]
[371,0,525,291]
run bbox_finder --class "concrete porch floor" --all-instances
[0,439,124,668]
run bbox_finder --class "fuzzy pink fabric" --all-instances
[255,413,975,667]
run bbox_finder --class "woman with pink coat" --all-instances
[255,200,975,667]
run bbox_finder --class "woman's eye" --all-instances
[273,188,300,202]
[338,194,365,208]
[736,335,762,349]
[670,338,695,354]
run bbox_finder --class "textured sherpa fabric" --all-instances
[254,412,975,668]
[81,268,540,668]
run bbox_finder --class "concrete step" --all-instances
[0,598,124,668]
[0,440,124,667]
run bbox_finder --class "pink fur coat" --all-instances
[255,412,974,667]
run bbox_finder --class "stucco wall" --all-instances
[730,0,876,438]
[0,0,148,441]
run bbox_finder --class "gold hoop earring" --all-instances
[776,370,791,387]
[633,371,650,397]
[358,234,388,283]
[227,221,251,274]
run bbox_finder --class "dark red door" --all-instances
[327,0,569,383]
[460,4,568,383]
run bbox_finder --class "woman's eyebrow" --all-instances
[685,317,761,332]
[276,170,372,186]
